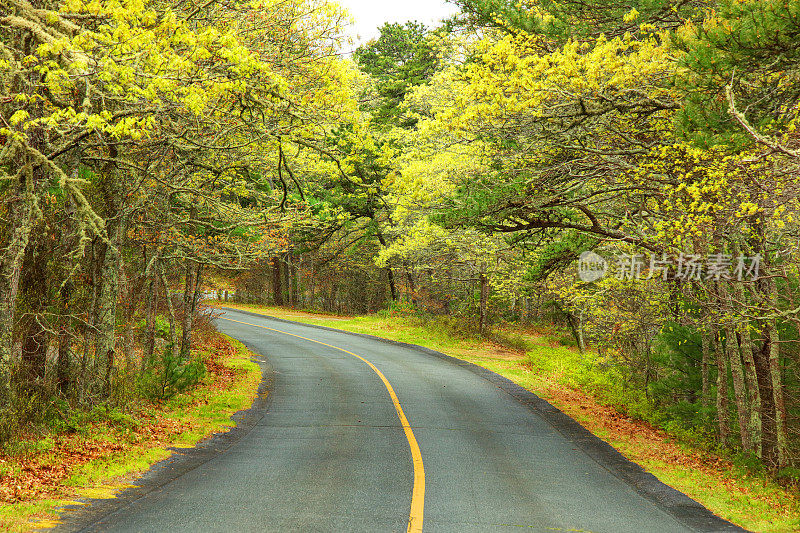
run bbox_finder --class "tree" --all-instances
[0,0,359,443]
[354,21,439,127]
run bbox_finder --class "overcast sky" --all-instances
[335,0,460,47]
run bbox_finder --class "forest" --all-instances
[1,0,800,483]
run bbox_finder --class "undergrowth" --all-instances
[0,333,261,532]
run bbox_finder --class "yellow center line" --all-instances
[219,316,425,532]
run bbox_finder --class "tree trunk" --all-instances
[727,243,762,455]
[284,252,294,308]
[191,264,204,316]
[272,257,284,306]
[159,265,178,358]
[56,280,74,395]
[94,229,124,394]
[144,268,157,365]
[701,328,713,409]
[553,300,583,353]
[291,258,298,307]
[403,261,416,306]
[762,240,788,467]
[737,326,763,457]
[753,335,776,465]
[762,265,788,466]
[0,196,33,374]
[291,257,301,307]
[375,232,397,302]
[714,331,729,445]
[178,262,204,360]
[309,262,316,309]
[120,264,136,370]
[765,317,788,468]
[724,325,752,452]
[386,268,398,302]
[751,219,786,466]
[0,155,41,399]
[80,239,100,396]
[180,261,195,358]
[479,273,489,335]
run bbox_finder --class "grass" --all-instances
[214,302,800,533]
[0,334,262,532]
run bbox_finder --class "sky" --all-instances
[335,0,460,47]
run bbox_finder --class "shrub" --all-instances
[138,345,206,401]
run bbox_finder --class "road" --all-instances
[62,308,744,532]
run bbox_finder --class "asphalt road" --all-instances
[62,308,744,533]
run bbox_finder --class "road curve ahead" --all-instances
[64,308,744,533]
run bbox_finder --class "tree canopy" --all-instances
[3,0,800,475]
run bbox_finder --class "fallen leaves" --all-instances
[529,368,800,523]
[0,335,240,507]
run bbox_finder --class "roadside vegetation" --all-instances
[0,327,261,532]
[215,302,800,532]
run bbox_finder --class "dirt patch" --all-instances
[473,341,528,361]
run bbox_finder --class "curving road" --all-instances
[61,308,744,533]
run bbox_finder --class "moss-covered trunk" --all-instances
[724,323,752,453]
[94,219,126,394]
[0,200,32,383]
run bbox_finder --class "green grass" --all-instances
[0,335,262,532]
[215,303,800,532]
[0,500,69,533]
[634,457,800,532]
[63,447,172,493]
